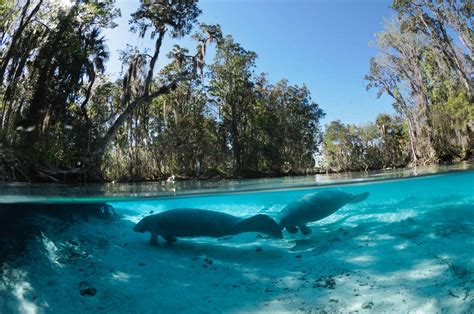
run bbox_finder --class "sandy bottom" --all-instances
[1,198,473,313]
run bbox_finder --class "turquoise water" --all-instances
[0,164,473,313]
[115,169,474,219]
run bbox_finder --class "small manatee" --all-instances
[278,190,369,235]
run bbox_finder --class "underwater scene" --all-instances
[1,164,473,313]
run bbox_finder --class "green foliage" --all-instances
[0,0,13,25]
[365,2,473,167]
[130,0,200,38]
[208,37,324,176]
[322,115,407,172]
[1,0,471,182]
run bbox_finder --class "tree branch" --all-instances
[93,77,182,159]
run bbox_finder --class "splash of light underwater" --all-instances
[0,166,473,313]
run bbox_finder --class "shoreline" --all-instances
[0,162,473,205]
[2,146,472,185]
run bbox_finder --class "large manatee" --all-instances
[133,208,283,245]
[278,190,369,235]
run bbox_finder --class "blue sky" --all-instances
[102,0,396,126]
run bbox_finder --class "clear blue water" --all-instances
[1,163,473,313]
[115,168,474,219]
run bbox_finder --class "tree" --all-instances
[366,54,421,164]
[367,2,473,166]
[392,0,473,97]
[1,0,119,171]
[93,1,222,165]
[268,80,324,173]
[375,113,407,167]
[209,35,257,174]
[367,17,441,163]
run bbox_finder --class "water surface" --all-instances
[0,161,472,203]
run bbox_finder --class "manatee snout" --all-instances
[133,219,147,233]
[236,214,283,239]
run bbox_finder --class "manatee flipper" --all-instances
[149,232,159,246]
[285,226,299,234]
[164,236,177,243]
[298,225,312,235]
[348,192,370,204]
[233,214,283,238]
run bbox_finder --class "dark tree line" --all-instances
[0,0,324,182]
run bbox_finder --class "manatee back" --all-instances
[233,214,283,238]
[150,208,241,238]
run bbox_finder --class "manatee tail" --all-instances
[348,192,370,204]
[234,214,283,239]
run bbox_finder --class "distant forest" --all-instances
[0,0,472,183]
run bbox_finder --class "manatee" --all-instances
[278,190,369,235]
[133,208,283,245]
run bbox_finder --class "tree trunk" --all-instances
[419,12,472,98]
[230,102,241,173]
[144,30,166,96]
[22,5,78,149]
[163,98,168,128]
[0,0,43,84]
[92,27,171,162]
[93,79,179,160]
[414,84,437,160]
[406,115,419,164]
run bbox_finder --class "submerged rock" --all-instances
[79,281,97,296]
[362,301,374,309]
[314,276,336,289]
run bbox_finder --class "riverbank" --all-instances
[2,148,473,186]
